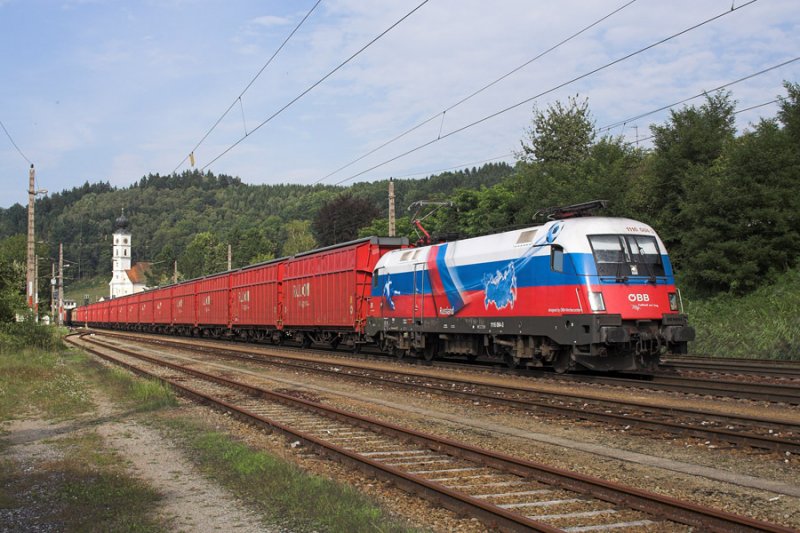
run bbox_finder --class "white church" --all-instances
[109,211,150,298]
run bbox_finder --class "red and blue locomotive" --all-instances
[365,213,694,372]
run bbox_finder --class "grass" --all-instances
[63,274,111,306]
[0,432,168,533]
[684,268,800,359]
[161,418,421,533]
[0,345,93,421]
[88,363,178,412]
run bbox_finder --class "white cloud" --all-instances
[251,15,290,27]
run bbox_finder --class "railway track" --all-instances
[66,332,794,533]
[85,328,800,405]
[661,355,800,379]
[86,330,800,456]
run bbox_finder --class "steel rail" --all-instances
[660,356,800,378]
[90,330,800,454]
[67,333,795,533]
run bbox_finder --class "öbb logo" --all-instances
[627,293,650,302]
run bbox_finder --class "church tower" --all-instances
[109,211,132,298]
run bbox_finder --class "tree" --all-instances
[312,193,380,247]
[517,95,595,166]
[0,235,25,322]
[179,232,226,279]
[281,220,316,256]
[511,95,604,222]
[645,91,736,256]
[679,86,800,294]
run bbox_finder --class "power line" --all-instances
[332,0,758,186]
[0,119,32,166]
[599,56,800,132]
[622,97,781,146]
[200,0,432,171]
[314,0,638,184]
[173,0,323,174]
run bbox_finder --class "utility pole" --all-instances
[58,243,64,326]
[388,177,396,237]
[227,244,232,271]
[26,164,35,313]
[173,260,178,284]
[50,262,56,320]
[34,254,39,317]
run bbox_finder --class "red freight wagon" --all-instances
[172,281,196,328]
[139,290,154,326]
[126,294,139,325]
[196,273,230,331]
[99,299,110,325]
[114,297,128,324]
[230,259,284,330]
[109,298,120,324]
[153,286,172,326]
[283,237,407,342]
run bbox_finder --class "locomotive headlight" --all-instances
[588,291,606,312]
[668,292,678,311]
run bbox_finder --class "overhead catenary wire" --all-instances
[314,0,638,184]
[332,0,758,186]
[331,94,783,189]
[624,97,782,146]
[0,119,33,166]
[172,0,323,173]
[599,56,800,133]
[199,0,432,172]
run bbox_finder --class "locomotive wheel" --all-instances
[422,343,437,362]
[552,350,571,374]
[393,347,404,360]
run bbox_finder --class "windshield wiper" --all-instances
[615,259,627,283]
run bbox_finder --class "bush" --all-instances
[0,316,65,353]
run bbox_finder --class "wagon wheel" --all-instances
[301,335,312,349]
[504,353,521,369]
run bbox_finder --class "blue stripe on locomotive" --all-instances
[372,252,674,298]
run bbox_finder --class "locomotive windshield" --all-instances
[588,234,665,278]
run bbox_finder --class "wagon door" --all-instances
[413,262,426,326]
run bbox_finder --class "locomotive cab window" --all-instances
[589,235,665,277]
[550,245,564,272]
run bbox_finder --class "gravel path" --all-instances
[0,386,283,533]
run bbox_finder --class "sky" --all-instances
[0,0,798,208]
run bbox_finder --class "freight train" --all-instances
[71,211,694,372]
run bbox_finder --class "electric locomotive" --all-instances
[365,206,694,372]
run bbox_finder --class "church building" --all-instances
[109,212,150,298]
